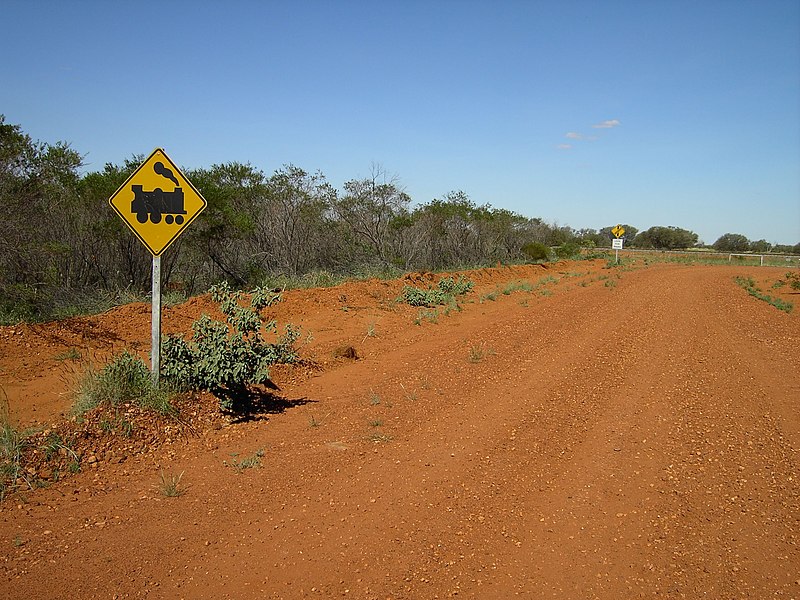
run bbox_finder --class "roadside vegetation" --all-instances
[399,275,474,307]
[2,116,797,325]
[160,282,300,411]
[735,276,793,313]
[74,350,176,416]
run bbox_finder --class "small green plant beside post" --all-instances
[160,282,300,411]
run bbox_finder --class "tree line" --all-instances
[1,116,797,321]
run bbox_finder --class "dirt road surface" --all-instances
[1,261,798,599]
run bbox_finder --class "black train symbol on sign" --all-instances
[130,161,187,225]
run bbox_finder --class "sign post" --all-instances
[611,224,625,264]
[108,148,207,381]
[151,255,162,379]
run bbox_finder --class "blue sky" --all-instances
[3,0,799,245]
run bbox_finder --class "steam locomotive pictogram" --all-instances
[131,185,187,225]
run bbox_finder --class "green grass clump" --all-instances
[502,280,533,294]
[414,308,440,325]
[734,276,793,313]
[399,276,473,307]
[0,421,26,500]
[229,449,264,473]
[156,471,186,497]
[73,351,176,416]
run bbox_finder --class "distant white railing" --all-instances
[588,247,800,267]
[729,253,769,266]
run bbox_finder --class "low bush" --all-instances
[161,282,300,411]
[399,275,474,307]
[554,242,582,260]
[521,242,551,262]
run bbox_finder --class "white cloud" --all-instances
[565,132,583,139]
[592,119,621,129]
[557,143,572,150]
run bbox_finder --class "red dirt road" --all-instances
[1,262,799,599]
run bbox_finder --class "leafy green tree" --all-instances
[182,162,264,288]
[257,165,337,276]
[633,226,699,250]
[332,166,410,268]
[713,233,750,252]
[749,239,772,253]
[521,242,551,262]
[774,243,800,255]
[0,115,83,319]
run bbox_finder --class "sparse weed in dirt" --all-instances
[605,279,618,289]
[53,348,81,362]
[369,419,384,427]
[41,432,79,465]
[365,321,377,338]
[309,414,322,428]
[442,297,462,316]
[775,271,800,291]
[414,308,439,325]
[367,432,392,443]
[119,418,134,437]
[579,280,590,287]
[73,351,176,417]
[502,280,534,295]
[734,276,793,313]
[228,449,265,473]
[156,470,186,497]
[480,291,498,303]
[399,383,417,401]
[369,390,381,405]
[97,414,134,437]
[539,289,553,297]
[468,344,494,363]
[536,275,558,286]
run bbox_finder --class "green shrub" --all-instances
[777,271,800,291]
[161,282,300,410]
[521,242,551,262]
[554,242,581,260]
[399,276,474,307]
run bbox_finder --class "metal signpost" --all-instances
[611,224,625,263]
[108,149,207,381]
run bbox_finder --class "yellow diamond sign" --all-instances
[611,224,625,238]
[108,148,206,256]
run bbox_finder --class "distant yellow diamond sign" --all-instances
[611,224,625,238]
[108,148,206,256]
